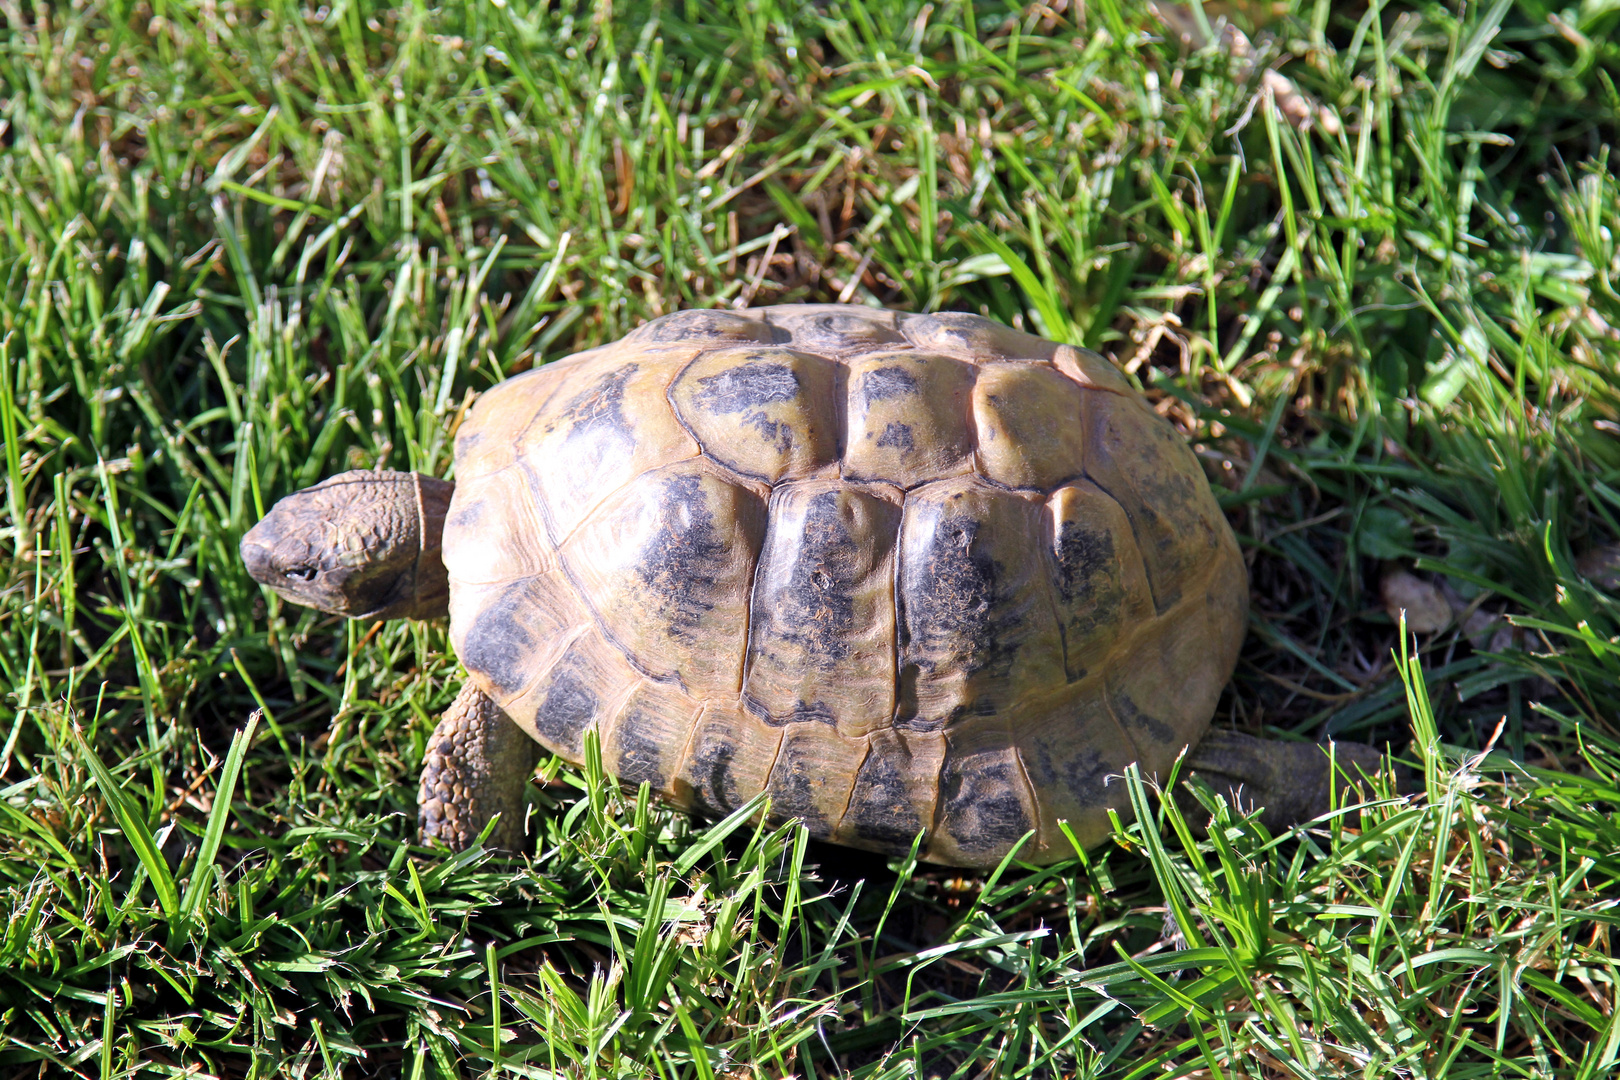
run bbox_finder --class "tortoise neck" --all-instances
[403,472,454,620]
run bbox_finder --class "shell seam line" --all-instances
[664,700,711,810]
[1009,742,1043,862]
[830,734,875,843]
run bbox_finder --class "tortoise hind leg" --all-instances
[418,682,542,851]
[1181,729,1394,833]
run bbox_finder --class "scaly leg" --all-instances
[1182,729,1394,833]
[418,682,541,851]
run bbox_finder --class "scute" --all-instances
[626,307,785,345]
[1103,540,1247,757]
[971,363,1089,491]
[1082,393,1229,615]
[1054,344,1135,395]
[1047,481,1154,682]
[900,311,1059,361]
[844,352,976,487]
[1013,684,1139,859]
[931,736,1038,865]
[442,465,553,586]
[669,347,842,483]
[672,710,781,819]
[743,481,901,735]
[518,354,699,543]
[764,725,862,835]
[767,304,907,356]
[895,477,1066,731]
[600,679,704,794]
[560,459,765,696]
[445,303,1247,869]
[836,730,943,853]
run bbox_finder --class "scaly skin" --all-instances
[1184,729,1394,833]
[418,682,542,851]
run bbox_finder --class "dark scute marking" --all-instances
[766,740,831,835]
[892,663,938,730]
[1027,739,1113,809]
[614,710,666,791]
[785,700,837,725]
[846,752,922,850]
[1110,690,1176,745]
[763,491,861,665]
[900,514,1023,701]
[533,663,598,753]
[1055,521,1115,603]
[447,500,484,530]
[741,694,839,728]
[859,365,918,401]
[686,730,740,818]
[743,412,793,453]
[637,473,731,638]
[875,422,915,452]
[939,754,1031,858]
[547,363,637,438]
[692,362,800,415]
[459,579,541,695]
[1054,518,1125,680]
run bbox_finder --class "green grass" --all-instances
[2,0,1619,1075]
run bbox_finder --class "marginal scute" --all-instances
[669,347,842,483]
[836,730,944,854]
[1014,684,1138,859]
[932,739,1038,864]
[1103,546,1246,777]
[766,304,907,356]
[497,623,640,754]
[1083,394,1227,615]
[671,709,781,819]
[972,364,1089,491]
[519,356,699,544]
[900,311,1059,362]
[1054,345,1134,395]
[764,726,862,834]
[743,482,901,734]
[1047,481,1154,682]
[627,308,785,345]
[453,366,552,481]
[452,572,581,704]
[844,352,977,487]
[599,679,703,794]
[560,460,765,696]
[896,477,1066,731]
[499,632,614,756]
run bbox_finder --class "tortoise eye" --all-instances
[285,565,318,582]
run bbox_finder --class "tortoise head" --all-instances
[240,470,455,620]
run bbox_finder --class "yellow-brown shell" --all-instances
[443,305,1246,867]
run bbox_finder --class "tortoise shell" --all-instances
[443,305,1247,867]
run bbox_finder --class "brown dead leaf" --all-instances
[1381,569,1452,633]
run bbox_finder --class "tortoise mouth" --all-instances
[239,519,347,614]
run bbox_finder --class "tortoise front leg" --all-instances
[418,682,541,851]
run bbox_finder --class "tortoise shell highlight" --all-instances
[443,305,1247,867]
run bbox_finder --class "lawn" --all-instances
[2,0,1619,1075]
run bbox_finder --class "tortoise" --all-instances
[241,304,1384,868]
